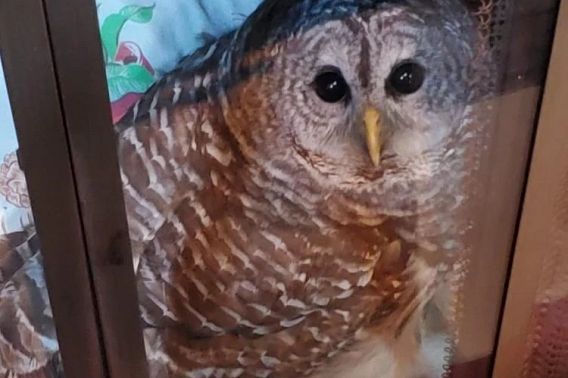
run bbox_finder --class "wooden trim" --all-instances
[454,0,559,368]
[493,1,568,377]
[40,0,149,377]
[0,1,106,377]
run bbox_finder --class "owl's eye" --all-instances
[313,68,350,103]
[386,61,425,96]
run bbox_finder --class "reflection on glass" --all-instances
[96,0,553,377]
[0,60,63,375]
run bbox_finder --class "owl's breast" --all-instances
[118,101,445,376]
[135,190,430,376]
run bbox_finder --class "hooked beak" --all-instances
[364,108,382,167]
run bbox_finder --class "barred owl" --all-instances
[1,0,492,377]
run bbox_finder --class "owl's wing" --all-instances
[115,31,235,132]
[0,223,62,377]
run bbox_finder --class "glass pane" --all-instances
[92,1,556,377]
[0,59,63,376]
[493,2,568,376]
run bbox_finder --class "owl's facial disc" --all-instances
[361,61,427,167]
[309,59,427,169]
[233,1,479,191]
[312,67,384,166]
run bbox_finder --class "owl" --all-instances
[120,0,491,376]
[0,0,492,377]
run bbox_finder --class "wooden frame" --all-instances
[0,1,106,376]
[0,0,148,377]
[41,0,149,376]
[493,0,568,376]
[452,1,559,376]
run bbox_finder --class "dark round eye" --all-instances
[386,61,425,96]
[313,69,350,103]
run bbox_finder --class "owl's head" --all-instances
[223,0,489,221]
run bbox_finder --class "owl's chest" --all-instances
[135,179,436,377]
[143,192,414,321]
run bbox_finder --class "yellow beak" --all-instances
[364,108,382,167]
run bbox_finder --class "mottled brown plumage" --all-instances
[117,0,492,376]
[0,214,62,378]
[0,0,494,377]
